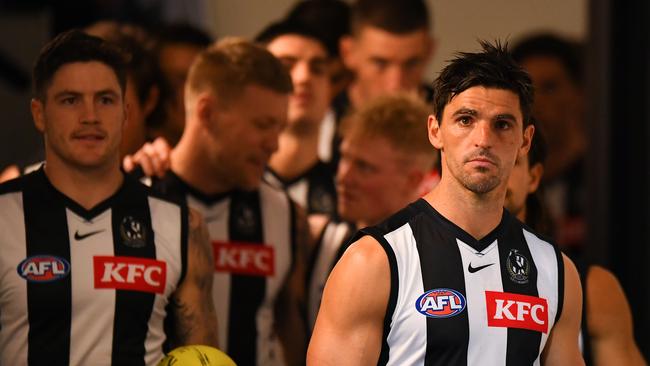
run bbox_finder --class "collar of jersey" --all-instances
[417,198,511,253]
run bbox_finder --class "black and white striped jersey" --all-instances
[352,199,564,366]
[152,172,296,366]
[307,219,355,329]
[264,160,337,216]
[0,168,188,366]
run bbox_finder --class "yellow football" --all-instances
[158,345,237,366]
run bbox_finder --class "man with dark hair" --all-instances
[0,29,218,365]
[510,33,587,257]
[308,41,583,365]
[256,20,337,216]
[338,0,434,111]
[505,128,646,366]
[147,38,309,366]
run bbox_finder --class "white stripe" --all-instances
[307,221,351,329]
[383,223,426,366]
[189,195,231,351]
[145,197,183,365]
[287,179,309,210]
[257,183,291,366]
[523,229,559,363]
[67,209,115,366]
[0,192,28,365]
[457,239,507,365]
[317,109,336,162]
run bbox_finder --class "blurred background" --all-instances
[0,0,647,356]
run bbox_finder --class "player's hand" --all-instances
[122,137,172,178]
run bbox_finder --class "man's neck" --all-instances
[424,176,505,240]
[44,154,123,210]
[269,124,320,181]
[171,134,232,196]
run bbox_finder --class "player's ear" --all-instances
[527,163,544,194]
[428,114,443,150]
[519,123,534,159]
[31,98,45,133]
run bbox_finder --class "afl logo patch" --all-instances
[415,288,466,318]
[17,255,70,282]
[120,216,147,248]
[506,249,530,284]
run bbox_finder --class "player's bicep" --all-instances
[542,254,584,365]
[307,235,390,366]
[170,208,218,347]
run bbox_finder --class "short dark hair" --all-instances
[155,23,213,48]
[33,29,128,101]
[255,19,330,57]
[510,33,583,85]
[350,0,430,35]
[432,40,534,127]
[285,0,350,57]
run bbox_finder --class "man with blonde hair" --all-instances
[308,93,437,329]
[149,38,309,366]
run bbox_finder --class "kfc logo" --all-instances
[94,256,166,294]
[213,241,275,276]
[486,291,548,333]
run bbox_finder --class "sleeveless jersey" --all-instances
[351,199,564,366]
[152,172,295,366]
[307,219,355,329]
[264,160,337,216]
[0,168,187,366]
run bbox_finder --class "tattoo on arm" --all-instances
[171,209,218,347]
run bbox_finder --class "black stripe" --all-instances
[24,172,71,365]
[110,180,157,366]
[415,212,469,366]
[554,244,565,325]
[358,227,398,366]
[499,221,542,366]
[227,190,265,366]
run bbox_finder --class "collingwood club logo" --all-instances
[120,216,147,248]
[506,249,530,284]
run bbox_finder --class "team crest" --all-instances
[233,202,257,236]
[120,216,147,248]
[506,249,530,284]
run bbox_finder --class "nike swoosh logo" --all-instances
[74,229,105,241]
[468,263,495,273]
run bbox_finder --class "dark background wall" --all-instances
[589,0,650,357]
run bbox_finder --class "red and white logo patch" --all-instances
[213,241,275,276]
[93,256,166,294]
[486,291,548,333]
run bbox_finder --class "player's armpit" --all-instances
[307,235,390,366]
[541,253,585,366]
[169,208,218,348]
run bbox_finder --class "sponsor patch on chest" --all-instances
[486,291,548,333]
[17,255,70,282]
[415,288,466,318]
[213,241,275,276]
[93,256,166,294]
